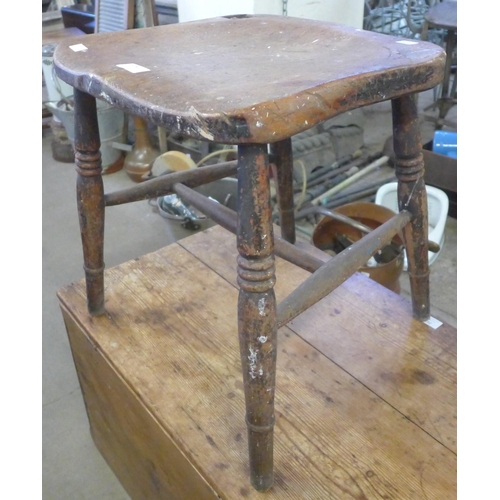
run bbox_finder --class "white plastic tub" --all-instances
[375,182,449,269]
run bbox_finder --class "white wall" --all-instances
[177,0,255,22]
[178,0,364,28]
[286,0,364,27]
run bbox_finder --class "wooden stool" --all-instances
[421,1,457,129]
[53,14,445,491]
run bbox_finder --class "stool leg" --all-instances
[237,144,277,491]
[391,95,430,321]
[436,29,457,128]
[270,139,296,244]
[73,89,105,316]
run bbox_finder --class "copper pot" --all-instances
[312,202,405,293]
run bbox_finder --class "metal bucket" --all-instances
[44,100,126,174]
[42,43,74,102]
[157,177,238,230]
[193,177,238,211]
[312,202,405,293]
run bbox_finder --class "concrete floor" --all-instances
[42,90,456,499]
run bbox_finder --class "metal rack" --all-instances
[363,0,446,45]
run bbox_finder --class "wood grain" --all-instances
[58,225,456,498]
[179,226,457,453]
[53,15,445,144]
[61,306,219,500]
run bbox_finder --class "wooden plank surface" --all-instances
[180,226,457,454]
[58,225,456,499]
[61,305,220,500]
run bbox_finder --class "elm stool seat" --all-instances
[53,14,445,492]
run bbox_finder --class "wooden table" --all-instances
[58,225,457,499]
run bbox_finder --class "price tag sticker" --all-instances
[424,316,443,329]
[69,44,88,52]
[116,63,151,73]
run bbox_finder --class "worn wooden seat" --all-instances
[54,14,445,144]
[424,0,457,32]
[53,14,446,492]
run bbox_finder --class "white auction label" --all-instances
[69,44,88,52]
[116,63,151,73]
[424,316,443,329]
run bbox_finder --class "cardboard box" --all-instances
[423,141,457,218]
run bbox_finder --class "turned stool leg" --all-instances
[392,94,430,321]
[237,144,278,491]
[270,138,296,244]
[437,29,457,128]
[73,89,106,316]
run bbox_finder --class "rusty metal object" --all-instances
[289,151,369,212]
[297,204,440,253]
[270,139,296,244]
[278,210,411,328]
[74,89,106,316]
[311,202,406,294]
[392,95,430,320]
[324,175,396,208]
[311,207,375,234]
[311,155,390,206]
[236,144,277,491]
[293,165,361,208]
[305,151,364,188]
[105,160,238,206]
[49,116,75,163]
[291,128,337,180]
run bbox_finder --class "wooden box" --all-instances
[58,225,457,499]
